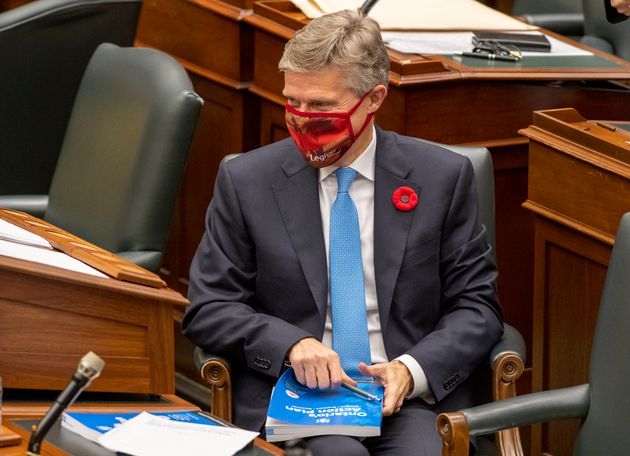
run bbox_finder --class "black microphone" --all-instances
[27,351,105,455]
[359,0,380,15]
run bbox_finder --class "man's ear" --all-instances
[367,84,388,113]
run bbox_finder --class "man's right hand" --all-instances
[612,0,630,16]
[287,337,356,390]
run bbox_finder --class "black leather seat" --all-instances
[0,0,142,195]
[0,43,203,273]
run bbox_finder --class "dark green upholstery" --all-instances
[0,43,203,273]
[0,0,142,195]
[447,212,630,455]
[513,0,584,36]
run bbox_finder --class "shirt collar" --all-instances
[318,126,376,183]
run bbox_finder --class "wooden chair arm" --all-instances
[437,412,470,456]
[193,347,233,422]
[493,352,525,456]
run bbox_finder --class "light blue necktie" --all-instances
[330,167,371,379]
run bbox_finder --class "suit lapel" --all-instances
[272,152,328,324]
[374,129,420,331]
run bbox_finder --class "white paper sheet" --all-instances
[291,0,537,31]
[381,31,593,56]
[98,412,259,456]
[0,219,52,249]
[0,239,107,278]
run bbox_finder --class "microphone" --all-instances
[27,351,105,455]
[359,0,380,15]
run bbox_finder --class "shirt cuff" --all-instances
[395,354,436,404]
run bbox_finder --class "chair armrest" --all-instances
[520,13,585,36]
[193,346,233,422]
[438,384,590,456]
[116,251,162,273]
[490,324,526,369]
[491,323,526,401]
[490,324,526,455]
[0,195,48,218]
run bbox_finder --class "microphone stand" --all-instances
[27,352,105,455]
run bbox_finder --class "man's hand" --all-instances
[287,337,355,389]
[359,361,413,416]
[611,0,630,16]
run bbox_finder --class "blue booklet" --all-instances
[265,368,384,442]
[61,410,222,443]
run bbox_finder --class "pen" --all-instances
[460,51,519,62]
[341,381,382,402]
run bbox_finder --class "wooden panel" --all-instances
[529,217,611,456]
[0,299,148,356]
[137,0,253,82]
[252,27,290,98]
[528,142,630,239]
[1,354,151,392]
[0,254,182,394]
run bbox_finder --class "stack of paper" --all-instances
[290,0,537,30]
[62,411,259,456]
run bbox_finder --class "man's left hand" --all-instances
[358,361,413,416]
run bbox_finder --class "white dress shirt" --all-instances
[318,127,433,401]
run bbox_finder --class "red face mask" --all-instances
[285,91,374,168]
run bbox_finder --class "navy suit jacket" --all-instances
[183,128,503,432]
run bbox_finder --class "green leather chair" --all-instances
[0,43,203,273]
[438,212,630,456]
[192,144,526,455]
[512,0,584,37]
[0,0,142,195]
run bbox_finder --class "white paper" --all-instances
[292,0,537,31]
[0,219,52,249]
[0,239,107,278]
[382,31,593,56]
[98,412,259,456]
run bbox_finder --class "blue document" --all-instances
[265,368,384,442]
[62,410,221,443]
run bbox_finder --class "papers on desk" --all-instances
[0,219,107,278]
[382,31,593,56]
[97,412,259,456]
[291,0,537,30]
[0,219,51,249]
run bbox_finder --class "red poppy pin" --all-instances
[392,186,418,212]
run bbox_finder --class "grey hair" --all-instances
[278,10,389,96]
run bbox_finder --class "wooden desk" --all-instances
[520,108,630,456]
[0,394,283,455]
[0,211,189,395]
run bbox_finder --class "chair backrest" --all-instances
[581,0,630,59]
[416,140,496,254]
[44,43,203,272]
[513,0,582,15]
[0,0,142,195]
[574,212,630,454]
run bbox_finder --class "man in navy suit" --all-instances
[183,9,503,455]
